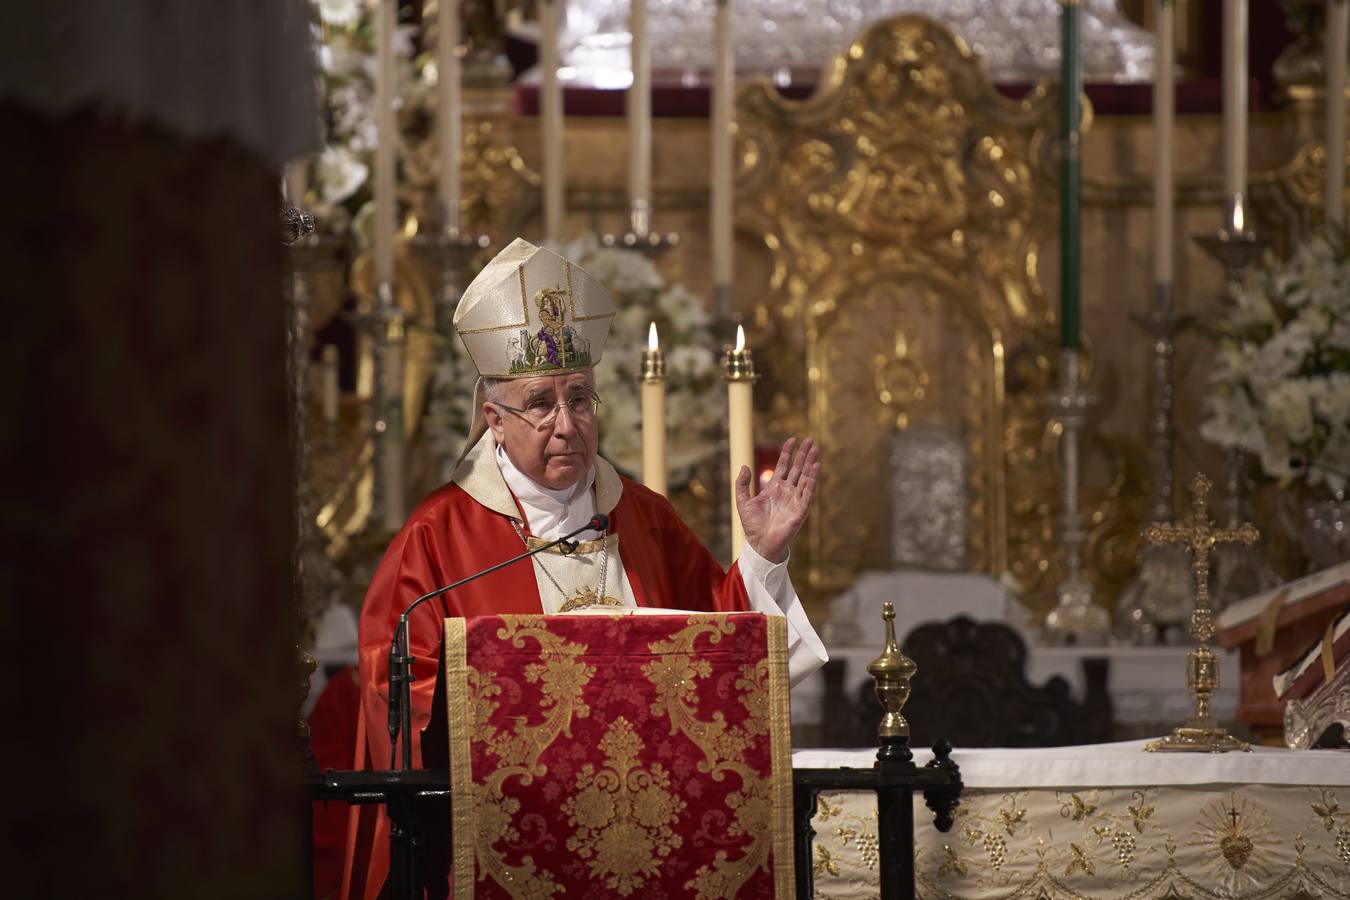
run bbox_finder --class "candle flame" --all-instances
[648,321,659,351]
[1232,194,1245,234]
[735,324,746,352]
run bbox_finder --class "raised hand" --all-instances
[734,436,820,564]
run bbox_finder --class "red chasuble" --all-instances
[344,437,749,899]
[445,612,794,899]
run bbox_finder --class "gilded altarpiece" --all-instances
[735,16,1092,609]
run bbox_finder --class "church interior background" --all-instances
[273,4,1350,892]
[11,1,1345,898]
[293,0,1347,749]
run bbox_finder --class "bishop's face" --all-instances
[485,370,600,490]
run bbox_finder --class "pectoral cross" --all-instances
[1143,473,1259,753]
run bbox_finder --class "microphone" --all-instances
[387,512,609,769]
[1289,456,1350,482]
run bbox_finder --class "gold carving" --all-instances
[562,716,687,896]
[735,16,1065,605]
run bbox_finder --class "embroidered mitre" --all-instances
[453,238,616,379]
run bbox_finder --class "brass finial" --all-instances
[867,601,918,768]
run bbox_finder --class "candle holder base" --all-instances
[407,229,493,295]
[1145,723,1251,753]
[600,229,680,260]
[1193,228,1269,306]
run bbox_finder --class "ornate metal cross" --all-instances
[1142,473,1260,753]
[1142,473,1259,644]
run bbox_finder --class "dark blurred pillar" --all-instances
[0,102,301,899]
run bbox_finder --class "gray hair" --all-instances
[480,377,508,404]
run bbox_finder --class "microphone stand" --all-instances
[387,514,607,771]
[382,514,606,900]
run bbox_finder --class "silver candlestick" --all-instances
[1044,348,1111,645]
[601,206,681,260]
[1193,192,1281,611]
[1117,282,1196,644]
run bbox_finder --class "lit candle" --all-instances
[723,324,755,559]
[540,0,565,243]
[436,0,463,232]
[629,0,652,236]
[711,0,734,318]
[1222,0,1248,200]
[321,344,340,425]
[640,322,667,495]
[1153,0,1175,284]
[375,0,397,286]
[1327,0,1348,224]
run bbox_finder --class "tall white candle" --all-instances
[629,0,652,236]
[286,158,309,208]
[1327,0,1348,224]
[725,325,754,560]
[321,344,340,425]
[436,0,463,231]
[540,0,565,243]
[382,323,406,530]
[1222,0,1248,201]
[640,323,667,496]
[1154,0,1176,283]
[711,0,734,315]
[375,0,398,286]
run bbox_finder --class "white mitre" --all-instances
[453,238,617,454]
[454,237,616,378]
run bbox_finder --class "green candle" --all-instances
[1060,0,1082,349]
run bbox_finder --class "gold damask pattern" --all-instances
[805,785,1350,900]
[444,613,793,900]
[734,15,1071,606]
[562,717,687,895]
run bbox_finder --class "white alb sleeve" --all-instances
[735,542,829,687]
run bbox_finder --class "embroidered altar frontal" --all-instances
[443,612,795,899]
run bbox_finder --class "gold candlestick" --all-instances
[640,322,668,496]
[1143,473,1259,753]
[723,324,755,559]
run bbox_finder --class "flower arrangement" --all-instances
[306,0,429,239]
[1200,226,1350,496]
[556,237,725,484]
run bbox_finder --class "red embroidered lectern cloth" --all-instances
[443,612,794,900]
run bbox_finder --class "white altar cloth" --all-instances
[793,739,1350,788]
[793,741,1350,899]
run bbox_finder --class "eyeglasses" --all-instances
[492,392,603,429]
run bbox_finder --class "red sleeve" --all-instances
[356,485,542,773]
[610,477,750,614]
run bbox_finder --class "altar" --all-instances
[793,741,1350,899]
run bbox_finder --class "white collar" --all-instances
[495,443,596,511]
[451,431,624,521]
